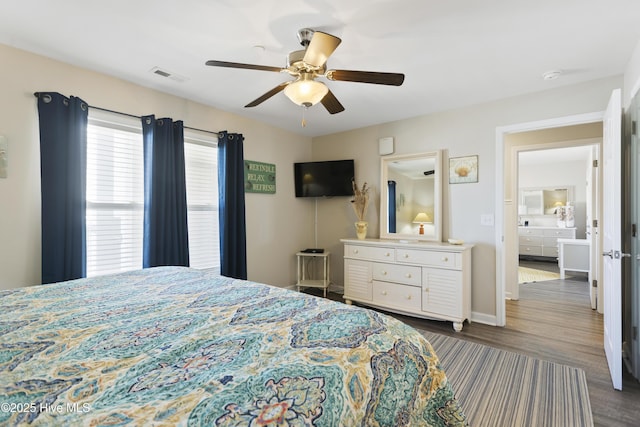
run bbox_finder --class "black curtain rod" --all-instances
[33,92,220,137]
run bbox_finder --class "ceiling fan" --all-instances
[205,28,405,115]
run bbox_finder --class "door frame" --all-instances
[629,90,640,381]
[495,112,604,326]
[506,138,601,301]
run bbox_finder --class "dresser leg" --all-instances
[453,322,463,332]
[345,299,353,305]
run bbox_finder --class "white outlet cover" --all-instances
[0,135,7,178]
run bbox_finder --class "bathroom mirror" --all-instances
[380,151,442,241]
[519,187,574,216]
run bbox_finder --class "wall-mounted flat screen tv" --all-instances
[294,159,355,198]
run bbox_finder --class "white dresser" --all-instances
[518,227,576,259]
[341,238,473,332]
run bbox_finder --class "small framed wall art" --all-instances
[449,155,478,184]
[244,160,276,194]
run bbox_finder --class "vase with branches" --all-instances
[351,180,370,239]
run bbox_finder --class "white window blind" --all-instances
[184,133,219,269]
[85,111,220,276]
[86,114,144,277]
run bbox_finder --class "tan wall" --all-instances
[312,76,622,322]
[1,40,632,323]
[0,43,313,289]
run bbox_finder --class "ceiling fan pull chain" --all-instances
[301,105,308,127]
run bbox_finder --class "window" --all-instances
[86,113,144,277]
[86,111,219,277]
[184,132,219,269]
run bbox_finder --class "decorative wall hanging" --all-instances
[449,155,478,184]
[244,160,276,194]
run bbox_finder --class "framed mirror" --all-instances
[518,186,574,216]
[380,151,442,241]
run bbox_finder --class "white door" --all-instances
[602,88,623,390]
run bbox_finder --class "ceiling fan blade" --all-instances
[206,60,283,73]
[320,89,345,115]
[245,82,290,108]
[326,69,405,86]
[303,31,342,67]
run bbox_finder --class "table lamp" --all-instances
[413,212,433,235]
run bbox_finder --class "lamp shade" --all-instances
[284,74,328,107]
[413,212,433,224]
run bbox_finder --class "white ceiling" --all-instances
[2,0,640,137]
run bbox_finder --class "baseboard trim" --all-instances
[471,311,498,326]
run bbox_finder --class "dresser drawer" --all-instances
[519,227,543,236]
[396,248,459,269]
[542,246,559,257]
[519,245,543,256]
[372,281,421,311]
[519,235,543,246]
[344,244,394,262]
[543,237,560,248]
[543,228,575,238]
[372,263,421,286]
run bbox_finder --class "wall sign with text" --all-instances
[244,160,276,194]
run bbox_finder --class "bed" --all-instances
[0,266,466,426]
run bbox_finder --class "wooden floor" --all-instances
[309,260,640,426]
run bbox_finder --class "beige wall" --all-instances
[0,43,313,289]
[624,39,640,106]
[0,41,632,323]
[312,76,623,322]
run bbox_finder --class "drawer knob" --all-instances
[441,257,448,262]
[406,295,412,300]
[404,253,409,258]
[405,273,412,278]
[385,252,391,257]
[424,288,429,292]
[382,291,388,296]
[353,249,359,254]
[381,271,387,275]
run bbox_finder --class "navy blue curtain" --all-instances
[218,131,247,279]
[388,180,397,233]
[142,115,189,267]
[37,92,88,284]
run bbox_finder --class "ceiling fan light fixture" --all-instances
[284,74,328,107]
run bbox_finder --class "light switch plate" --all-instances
[480,213,494,226]
[0,135,7,178]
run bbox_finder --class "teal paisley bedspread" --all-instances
[0,267,466,426]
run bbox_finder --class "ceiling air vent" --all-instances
[149,66,189,83]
